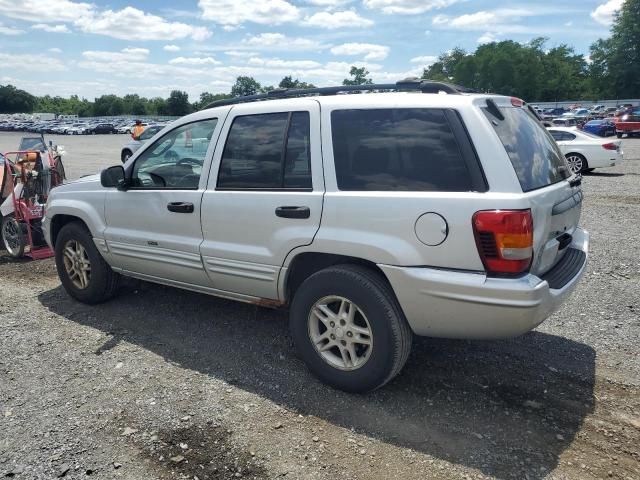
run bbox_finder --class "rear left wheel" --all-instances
[565,153,588,174]
[289,264,413,393]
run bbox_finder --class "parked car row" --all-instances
[0,118,170,135]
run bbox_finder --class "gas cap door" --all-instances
[414,212,448,246]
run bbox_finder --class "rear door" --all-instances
[199,100,323,300]
[482,101,581,275]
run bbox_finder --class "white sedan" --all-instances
[547,126,624,174]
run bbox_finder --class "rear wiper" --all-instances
[568,175,582,188]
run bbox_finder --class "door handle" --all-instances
[275,206,310,219]
[167,202,194,213]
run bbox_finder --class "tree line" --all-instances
[0,0,637,116]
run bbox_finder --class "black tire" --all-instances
[289,264,412,393]
[616,132,623,138]
[1,214,26,258]
[54,221,119,304]
[121,149,132,163]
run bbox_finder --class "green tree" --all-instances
[342,66,373,85]
[166,90,191,116]
[0,85,36,113]
[93,94,124,116]
[231,76,262,97]
[278,76,315,89]
[589,0,640,98]
[195,91,231,109]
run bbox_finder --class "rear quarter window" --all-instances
[331,108,476,192]
[483,105,570,192]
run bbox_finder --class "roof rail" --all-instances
[202,78,474,109]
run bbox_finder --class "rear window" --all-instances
[331,108,473,192]
[483,105,570,192]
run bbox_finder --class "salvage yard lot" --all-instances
[0,132,639,480]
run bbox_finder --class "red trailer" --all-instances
[0,137,66,259]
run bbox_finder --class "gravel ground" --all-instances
[0,132,638,480]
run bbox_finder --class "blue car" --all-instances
[582,119,616,137]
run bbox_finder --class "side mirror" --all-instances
[100,165,126,189]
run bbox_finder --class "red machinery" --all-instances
[1,137,66,259]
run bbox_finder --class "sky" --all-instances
[0,0,625,101]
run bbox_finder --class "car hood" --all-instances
[55,173,101,192]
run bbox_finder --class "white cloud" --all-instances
[163,44,181,52]
[32,23,70,33]
[0,52,67,71]
[48,47,62,53]
[477,32,498,44]
[198,0,300,25]
[432,8,548,35]
[0,1,211,42]
[75,7,211,41]
[363,0,459,15]
[330,42,390,61]
[169,56,222,65]
[82,48,150,63]
[304,10,374,29]
[224,50,258,57]
[0,22,24,35]
[306,0,353,5]
[241,33,324,51]
[247,57,323,69]
[591,0,624,26]
[410,55,438,64]
[0,0,93,23]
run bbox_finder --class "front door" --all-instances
[200,101,324,300]
[103,117,221,287]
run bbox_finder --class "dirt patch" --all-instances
[128,424,268,480]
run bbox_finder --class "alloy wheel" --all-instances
[307,295,373,371]
[62,239,92,289]
[566,154,584,174]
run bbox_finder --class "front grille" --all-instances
[477,232,498,258]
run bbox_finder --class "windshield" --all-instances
[483,105,571,192]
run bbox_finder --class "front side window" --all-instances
[331,108,473,192]
[131,118,217,189]
[217,112,312,189]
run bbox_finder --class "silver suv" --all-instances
[43,81,589,392]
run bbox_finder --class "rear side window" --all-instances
[483,106,570,191]
[217,112,312,189]
[331,109,474,192]
[549,130,576,141]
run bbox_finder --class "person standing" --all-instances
[132,120,145,139]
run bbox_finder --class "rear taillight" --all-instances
[511,97,524,107]
[602,142,618,150]
[472,210,533,275]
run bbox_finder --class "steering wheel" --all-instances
[177,157,202,167]
[141,172,166,187]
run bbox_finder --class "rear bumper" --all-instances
[380,227,589,339]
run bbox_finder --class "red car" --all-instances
[614,109,640,138]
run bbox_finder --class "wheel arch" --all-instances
[50,214,91,248]
[280,251,393,303]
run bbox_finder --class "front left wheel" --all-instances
[289,265,413,393]
[55,222,120,304]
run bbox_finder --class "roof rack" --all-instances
[202,78,475,109]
